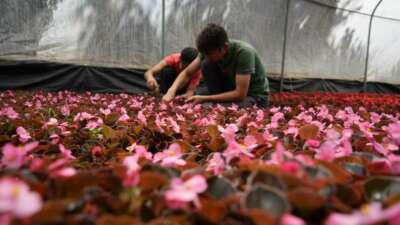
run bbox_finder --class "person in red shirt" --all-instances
[144,47,201,97]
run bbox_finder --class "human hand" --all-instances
[182,90,195,99]
[146,77,159,92]
[162,90,175,102]
[185,95,206,104]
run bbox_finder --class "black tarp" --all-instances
[0,60,399,94]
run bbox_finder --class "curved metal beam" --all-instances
[364,0,384,92]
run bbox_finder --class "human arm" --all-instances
[182,71,201,98]
[186,74,250,104]
[144,60,168,92]
[163,56,201,101]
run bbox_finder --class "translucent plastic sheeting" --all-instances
[0,0,399,84]
[285,0,369,80]
[164,0,286,75]
[368,17,400,84]
[314,0,383,15]
[0,0,162,68]
[376,0,400,19]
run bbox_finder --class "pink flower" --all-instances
[90,146,103,156]
[43,118,58,128]
[335,139,353,158]
[326,202,400,225]
[370,112,381,124]
[315,141,336,162]
[58,122,71,136]
[326,129,341,142]
[118,114,130,122]
[357,121,375,139]
[270,107,281,113]
[0,177,42,218]
[134,145,153,160]
[296,112,313,123]
[165,175,207,209]
[281,213,305,225]
[160,103,168,111]
[60,105,70,116]
[263,129,278,147]
[155,115,166,132]
[176,114,185,122]
[284,126,299,139]
[16,127,31,143]
[367,139,397,156]
[206,153,225,176]
[371,154,400,175]
[315,128,353,161]
[123,155,140,187]
[138,110,147,126]
[47,158,76,178]
[386,123,400,145]
[1,142,39,169]
[317,105,333,122]
[51,167,77,178]
[100,108,111,116]
[228,104,239,111]
[0,107,19,119]
[256,110,265,122]
[73,112,94,122]
[282,161,302,175]
[223,137,256,163]
[305,139,321,149]
[127,144,152,160]
[167,117,180,133]
[58,144,76,160]
[266,141,293,165]
[153,143,186,167]
[272,112,285,123]
[218,124,238,142]
[236,113,248,126]
[85,118,103,129]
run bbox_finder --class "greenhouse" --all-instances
[0,0,400,224]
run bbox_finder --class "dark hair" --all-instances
[196,23,228,54]
[180,47,198,66]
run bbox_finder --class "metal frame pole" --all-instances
[280,0,291,92]
[161,0,166,59]
[364,0,384,92]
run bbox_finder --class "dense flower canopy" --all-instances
[0,90,399,225]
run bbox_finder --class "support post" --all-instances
[280,0,291,92]
[364,0,384,92]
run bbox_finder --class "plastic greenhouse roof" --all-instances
[312,0,400,20]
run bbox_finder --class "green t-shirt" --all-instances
[202,39,270,101]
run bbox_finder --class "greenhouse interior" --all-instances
[0,0,399,225]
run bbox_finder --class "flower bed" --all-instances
[0,90,400,225]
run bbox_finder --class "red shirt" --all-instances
[164,53,202,89]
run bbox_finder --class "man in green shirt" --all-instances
[162,23,269,108]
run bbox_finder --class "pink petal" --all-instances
[282,214,305,225]
[185,175,207,193]
[51,167,76,178]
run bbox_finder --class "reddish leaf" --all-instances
[299,124,319,140]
